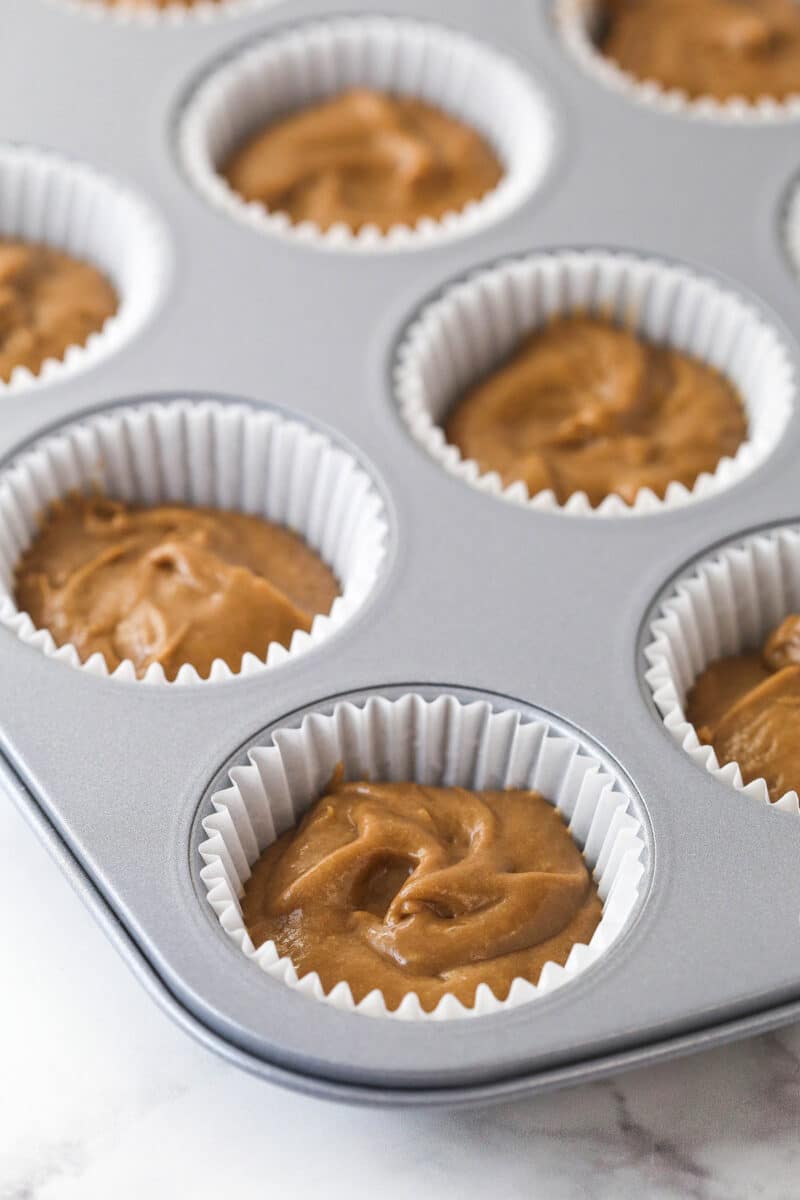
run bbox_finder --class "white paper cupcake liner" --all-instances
[50,0,280,26]
[784,173,800,279]
[394,249,795,517]
[555,0,800,124]
[644,524,800,814]
[0,398,387,685]
[199,692,647,1020]
[177,16,555,252]
[0,145,169,395]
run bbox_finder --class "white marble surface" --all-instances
[2,793,799,1200]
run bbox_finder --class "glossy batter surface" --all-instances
[444,316,747,507]
[0,240,117,384]
[14,494,339,680]
[242,775,602,1011]
[687,614,800,798]
[599,0,800,101]
[222,88,504,233]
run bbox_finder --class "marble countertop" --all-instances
[2,794,799,1200]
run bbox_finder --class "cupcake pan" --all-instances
[2,0,800,1108]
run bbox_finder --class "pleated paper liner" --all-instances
[0,144,168,395]
[394,249,795,517]
[178,15,555,252]
[50,0,278,26]
[199,692,647,1020]
[555,0,800,124]
[0,398,387,685]
[644,524,800,814]
[784,173,800,280]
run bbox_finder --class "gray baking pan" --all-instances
[2,0,800,1109]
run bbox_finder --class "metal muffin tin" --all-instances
[3,0,800,1108]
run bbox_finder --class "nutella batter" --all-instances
[0,240,117,384]
[687,614,800,799]
[14,494,339,680]
[222,88,504,234]
[243,773,602,1010]
[599,0,800,101]
[444,315,747,507]
[95,1,223,7]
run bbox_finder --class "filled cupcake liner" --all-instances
[394,249,795,517]
[555,0,800,124]
[644,524,800,814]
[177,16,555,252]
[50,0,280,26]
[198,692,647,1020]
[0,145,168,395]
[0,398,387,685]
[784,173,800,279]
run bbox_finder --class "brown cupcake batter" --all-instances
[93,0,224,7]
[222,88,504,234]
[14,493,339,680]
[598,0,800,101]
[444,315,747,507]
[243,773,602,1011]
[0,240,117,385]
[687,614,800,799]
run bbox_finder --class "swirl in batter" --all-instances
[687,614,800,800]
[444,315,747,508]
[243,773,602,1010]
[0,240,117,384]
[598,0,800,101]
[14,494,339,680]
[222,88,504,233]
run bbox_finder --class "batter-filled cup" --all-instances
[394,249,795,516]
[555,0,800,123]
[198,692,647,1019]
[50,0,277,24]
[0,145,167,394]
[0,398,387,684]
[785,173,800,279]
[177,16,555,251]
[644,524,800,814]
